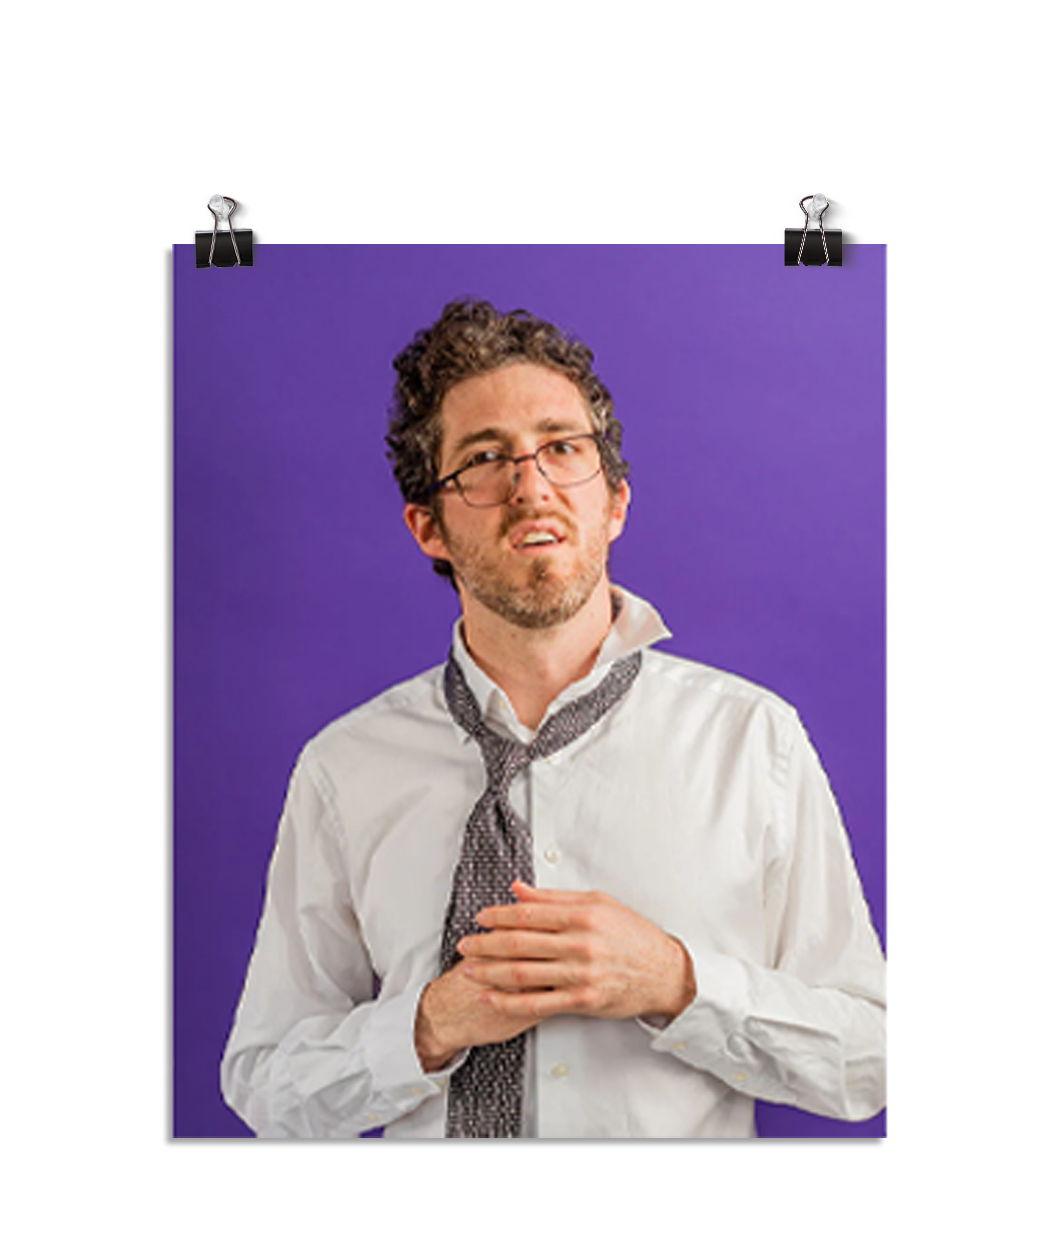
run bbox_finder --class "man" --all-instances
[221,298,886,1139]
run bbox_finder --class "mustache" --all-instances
[501,509,576,538]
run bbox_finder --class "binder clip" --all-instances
[195,195,254,269]
[784,194,842,266]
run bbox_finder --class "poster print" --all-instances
[174,245,886,1139]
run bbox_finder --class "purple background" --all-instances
[173,244,886,1139]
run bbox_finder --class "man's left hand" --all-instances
[458,881,696,1025]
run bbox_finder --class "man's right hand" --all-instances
[414,960,542,1073]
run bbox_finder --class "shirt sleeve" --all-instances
[220,749,463,1138]
[643,712,886,1123]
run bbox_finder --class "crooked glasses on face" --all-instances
[427,433,605,508]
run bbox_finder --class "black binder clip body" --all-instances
[785,194,842,266]
[195,195,254,268]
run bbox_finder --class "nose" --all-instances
[508,450,554,504]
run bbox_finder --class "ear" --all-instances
[607,479,631,544]
[404,502,452,564]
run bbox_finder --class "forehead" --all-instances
[438,363,591,460]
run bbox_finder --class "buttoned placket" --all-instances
[525,741,583,1137]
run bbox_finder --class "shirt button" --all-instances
[543,847,562,864]
[366,1113,380,1123]
[733,1072,747,1085]
[409,1085,423,1096]
[673,1041,687,1052]
[550,1063,569,1079]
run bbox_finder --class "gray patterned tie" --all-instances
[440,649,643,1138]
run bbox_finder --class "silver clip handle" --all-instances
[797,194,830,267]
[207,195,241,268]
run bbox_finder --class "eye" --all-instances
[463,449,506,469]
[545,438,581,458]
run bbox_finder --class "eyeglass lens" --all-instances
[459,437,601,506]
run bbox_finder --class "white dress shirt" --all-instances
[221,588,886,1138]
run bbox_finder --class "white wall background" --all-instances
[3,2,1055,1256]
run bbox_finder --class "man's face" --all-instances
[405,363,629,630]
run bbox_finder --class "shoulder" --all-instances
[634,647,802,763]
[299,663,451,783]
[640,647,797,722]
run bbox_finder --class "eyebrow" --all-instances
[449,418,585,462]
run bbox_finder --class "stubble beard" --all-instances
[441,507,612,631]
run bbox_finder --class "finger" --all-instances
[481,985,595,1020]
[511,881,603,904]
[458,928,566,959]
[463,959,575,991]
[476,901,576,932]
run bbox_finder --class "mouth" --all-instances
[508,521,568,551]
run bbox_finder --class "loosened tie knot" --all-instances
[483,737,531,796]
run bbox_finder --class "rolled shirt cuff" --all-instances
[362,982,471,1117]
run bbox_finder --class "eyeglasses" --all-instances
[426,433,606,508]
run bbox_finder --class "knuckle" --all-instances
[570,984,597,1010]
[584,968,606,998]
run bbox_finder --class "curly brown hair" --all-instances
[386,298,630,583]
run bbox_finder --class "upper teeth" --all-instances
[521,531,558,545]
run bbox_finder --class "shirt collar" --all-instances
[449,586,671,742]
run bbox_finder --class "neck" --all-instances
[459,579,616,730]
